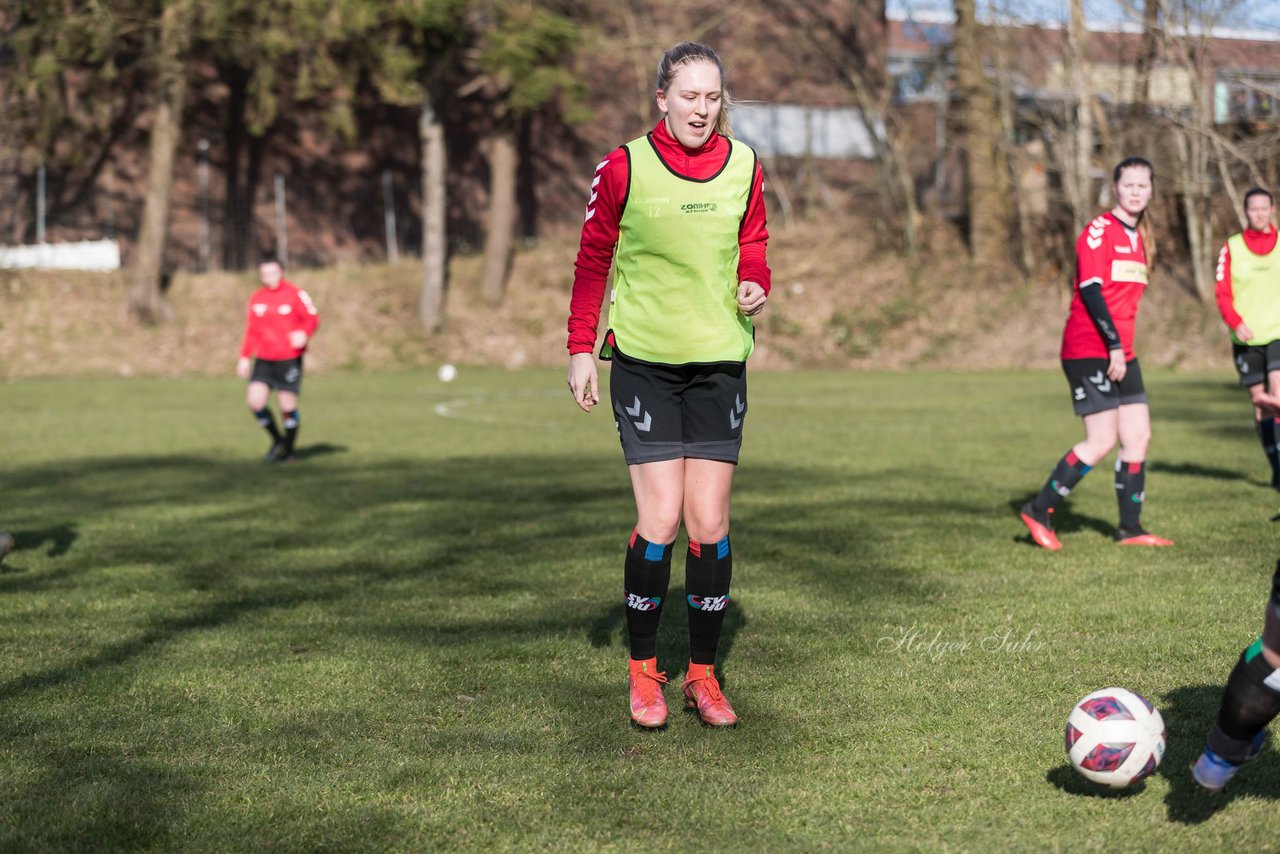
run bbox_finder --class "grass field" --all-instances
[2,367,1278,850]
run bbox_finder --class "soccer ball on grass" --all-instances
[1065,687,1166,788]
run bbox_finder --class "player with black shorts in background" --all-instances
[1215,187,1280,489]
[1020,157,1173,550]
[236,253,319,463]
[566,42,769,728]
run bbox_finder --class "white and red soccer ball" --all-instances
[1065,687,1166,788]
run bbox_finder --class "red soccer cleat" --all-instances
[1020,502,1062,551]
[683,662,738,727]
[1114,527,1174,546]
[628,657,668,728]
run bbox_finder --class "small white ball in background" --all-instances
[438,363,457,382]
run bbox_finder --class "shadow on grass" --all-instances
[0,523,78,575]
[293,441,347,461]
[1045,764,1143,799]
[0,451,991,845]
[1159,683,1280,825]
[0,749,197,851]
[1007,494,1114,546]
[1147,460,1248,483]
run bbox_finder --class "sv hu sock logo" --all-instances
[687,594,729,612]
[625,593,662,611]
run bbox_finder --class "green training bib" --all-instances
[607,134,756,364]
[1228,232,1280,344]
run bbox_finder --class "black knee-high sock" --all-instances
[1208,638,1280,763]
[1031,450,1091,513]
[282,410,300,455]
[686,536,732,666]
[624,531,672,661]
[1115,460,1146,530]
[1258,418,1280,487]
[253,408,282,443]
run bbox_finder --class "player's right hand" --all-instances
[1252,387,1280,416]
[236,356,252,379]
[568,352,599,413]
[1106,348,1127,382]
[1236,321,1254,341]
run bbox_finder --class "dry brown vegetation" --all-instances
[0,219,1232,380]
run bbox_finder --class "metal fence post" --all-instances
[274,173,288,266]
[382,169,399,263]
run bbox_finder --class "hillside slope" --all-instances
[0,221,1232,380]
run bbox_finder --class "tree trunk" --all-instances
[953,0,1011,267]
[481,124,518,306]
[517,113,537,241]
[1134,0,1162,109]
[221,62,248,270]
[995,19,1034,273]
[1067,0,1094,235]
[128,0,194,323]
[420,98,448,333]
[1174,128,1213,300]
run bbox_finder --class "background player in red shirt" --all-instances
[236,254,319,463]
[1020,157,1173,549]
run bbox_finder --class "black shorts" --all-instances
[1232,341,1280,387]
[609,349,747,465]
[1062,357,1146,416]
[250,357,304,393]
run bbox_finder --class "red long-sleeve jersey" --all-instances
[1061,212,1148,361]
[566,120,771,355]
[1215,226,1278,332]
[239,279,319,360]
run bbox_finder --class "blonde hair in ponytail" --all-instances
[655,41,733,137]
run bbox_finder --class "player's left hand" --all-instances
[289,331,309,349]
[737,281,767,317]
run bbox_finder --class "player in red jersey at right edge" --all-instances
[1020,158,1173,549]
[566,42,769,728]
[236,253,319,463]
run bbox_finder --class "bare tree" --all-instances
[1134,0,1163,109]
[128,0,196,324]
[1065,0,1095,235]
[777,0,922,265]
[954,0,1013,266]
[1161,0,1247,300]
[469,2,585,306]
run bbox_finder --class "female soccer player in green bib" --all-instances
[565,42,770,728]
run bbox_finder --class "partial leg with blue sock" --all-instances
[624,530,673,728]
[682,535,737,726]
[1193,563,1280,792]
[1021,450,1092,550]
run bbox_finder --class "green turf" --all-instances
[1,368,1278,850]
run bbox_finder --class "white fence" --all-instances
[0,239,122,271]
